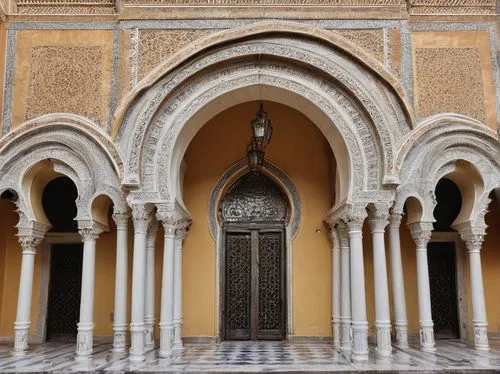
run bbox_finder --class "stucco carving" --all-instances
[26,47,105,125]
[138,29,217,80]
[414,48,486,122]
[409,0,496,14]
[123,0,405,4]
[334,29,384,63]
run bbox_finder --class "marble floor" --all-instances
[1,339,500,373]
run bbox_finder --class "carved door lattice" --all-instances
[222,172,287,341]
[46,244,83,341]
[428,242,460,339]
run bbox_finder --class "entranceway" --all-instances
[428,242,460,339]
[46,244,83,341]
[220,172,288,341]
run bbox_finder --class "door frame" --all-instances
[35,233,82,343]
[429,231,468,341]
[220,222,287,341]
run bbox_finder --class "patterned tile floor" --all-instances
[1,339,500,373]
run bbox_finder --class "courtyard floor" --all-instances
[1,339,500,373]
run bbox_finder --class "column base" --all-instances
[129,322,146,362]
[11,321,30,356]
[144,317,156,350]
[351,321,369,361]
[375,322,392,357]
[393,322,409,348]
[332,319,341,349]
[473,322,489,351]
[75,322,94,358]
[340,320,351,351]
[159,323,174,358]
[112,324,128,352]
[419,322,436,352]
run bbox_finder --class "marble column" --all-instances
[330,227,341,349]
[75,224,103,360]
[11,223,47,356]
[388,210,408,347]
[459,227,489,350]
[347,208,369,361]
[337,222,351,351]
[112,212,129,352]
[408,222,436,352]
[145,218,158,351]
[158,214,176,359]
[129,204,153,362]
[173,224,188,351]
[368,204,392,357]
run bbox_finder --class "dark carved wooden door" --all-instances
[221,173,287,341]
[46,243,83,341]
[428,242,460,339]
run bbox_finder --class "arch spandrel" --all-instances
[119,25,413,207]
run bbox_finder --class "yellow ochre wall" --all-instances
[182,101,335,337]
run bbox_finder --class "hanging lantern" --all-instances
[250,103,273,148]
[246,140,265,173]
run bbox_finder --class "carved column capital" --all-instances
[408,222,433,250]
[367,203,391,233]
[147,218,159,247]
[112,212,130,230]
[16,221,50,254]
[131,203,154,233]
[389,209,404,229]
[175,223,190,241]
[345,204,367,232]
[456,224,486,254]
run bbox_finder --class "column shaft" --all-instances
[348,217,369,361]
[75,228,100,360]
[112,213,129,352]
[173,229,185,351]
[409,223,435,352]
[338,223,351,351]
[388,213,408,347]
[145,219,158,350]
[331,229,341,349]
[159,223,176,358]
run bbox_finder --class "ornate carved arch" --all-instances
[119,26,413,208]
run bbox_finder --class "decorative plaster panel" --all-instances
[26,46,105,124]
[409,0,496,15]
[138,29,218,80]
[124,0,405,4]
[334,29,384,63]
[414,47,486,122]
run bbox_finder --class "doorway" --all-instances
[427,242,460,339]
[46,243,83,341]
[220,172,288,341]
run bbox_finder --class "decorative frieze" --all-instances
[409,0,496,15]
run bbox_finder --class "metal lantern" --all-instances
[246,140,265,173]
[250,103,273,148]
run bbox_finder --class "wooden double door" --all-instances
[222,225,286,341]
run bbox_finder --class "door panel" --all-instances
[225,232,252,340]
[223,227,285,341]
[428,242,460,339]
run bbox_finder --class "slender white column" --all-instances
[337,222,351,351]
[173,225,188,351]
[347,209,369,361]
[145,218,158,350]
[368,204,392,357]
[11,223,47,356]
[75,225,102,360]
[129,204,152,362]
[112,212,129,352]
[330,227,341,349]
[408,222,436,352]
[388,211,408,347]
[159,218,176,359]
[459,227,489,350]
